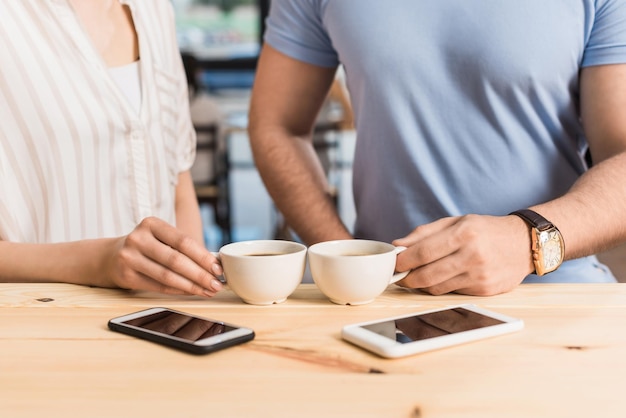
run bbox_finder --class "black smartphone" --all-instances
[108,307,255,355]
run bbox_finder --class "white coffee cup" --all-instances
[218,240,307,305]
[308,239,409,305]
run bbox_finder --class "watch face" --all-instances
[538,229,564,272]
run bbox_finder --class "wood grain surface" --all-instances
[1,283,625,418]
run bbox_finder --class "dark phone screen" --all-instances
[123,310,237,343]
[362,308,505,344]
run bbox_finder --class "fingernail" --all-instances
[211,263,223,276]
[210,279,223,291]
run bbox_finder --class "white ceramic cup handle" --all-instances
[389,246,410,284]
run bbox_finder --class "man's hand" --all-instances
[393,214,534,296]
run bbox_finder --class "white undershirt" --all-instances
[108,60,142,114]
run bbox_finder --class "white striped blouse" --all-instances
[0,0,196,243]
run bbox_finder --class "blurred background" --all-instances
[172,0,356,252]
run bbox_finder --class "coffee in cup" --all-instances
[308,239,409,305]
[218,240,307,305]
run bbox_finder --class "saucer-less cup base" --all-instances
[308,240,408,305]
[219,240,307,305]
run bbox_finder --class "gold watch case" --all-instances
[531,226,565,276]
[510,209,565,276]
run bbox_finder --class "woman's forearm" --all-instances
[175,171,205,245]
[0,238,119,287]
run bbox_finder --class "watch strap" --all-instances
[509,208,565,276]
[509,209,553,231]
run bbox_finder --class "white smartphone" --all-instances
[108,307,255,355]
[341,304,523,358]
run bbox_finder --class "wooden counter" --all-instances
[1,283,625,417]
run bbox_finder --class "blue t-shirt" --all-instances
[264,0,626,282]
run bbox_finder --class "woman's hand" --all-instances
[106,217,223,297]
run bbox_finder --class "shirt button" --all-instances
[130,130,142,141]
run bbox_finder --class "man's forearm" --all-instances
[533,151,626,260]
[251,130,352,245]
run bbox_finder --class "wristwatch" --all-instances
[509,209,565,276]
